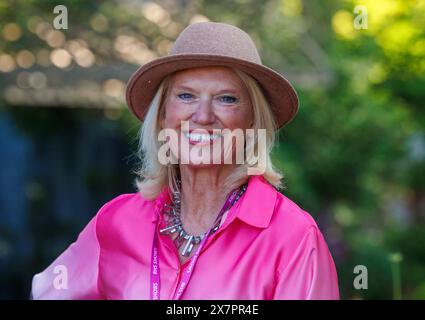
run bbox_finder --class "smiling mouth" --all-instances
[183,131,223,145]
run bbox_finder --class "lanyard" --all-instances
[150,188,240,300]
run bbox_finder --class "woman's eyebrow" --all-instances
[173,85,196,92]
[215,89,239,95]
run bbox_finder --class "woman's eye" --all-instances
[219,95,238,104]
[177,93,194,100]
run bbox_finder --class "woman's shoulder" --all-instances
[270,191,322,241]
[93,192,157,232]
[262,190,336,279]
[97,192,154,215]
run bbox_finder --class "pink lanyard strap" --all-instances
[150,188,240,300]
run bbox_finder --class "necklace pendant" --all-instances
[181,235,194,256]
[174,229,186,247]
[194,236,202,244]
[162,181,248,256]
[159,224,179,234]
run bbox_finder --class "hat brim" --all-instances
[125,54,299,129]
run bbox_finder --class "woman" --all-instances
[31,22,339,300]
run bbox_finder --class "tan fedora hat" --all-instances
[125,21,299,129]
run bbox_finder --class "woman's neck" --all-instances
[178,165,236,235]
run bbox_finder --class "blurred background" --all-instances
[0,0,424,299]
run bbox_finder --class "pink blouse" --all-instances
[31,175,339,300]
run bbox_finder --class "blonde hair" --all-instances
[132,67,285,200]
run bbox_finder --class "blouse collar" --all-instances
[152,175,277,229]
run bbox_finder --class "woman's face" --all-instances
[161,66,253,167]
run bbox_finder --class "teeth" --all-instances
[184,132,221,142]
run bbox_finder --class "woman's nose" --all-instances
[192,98,216,125]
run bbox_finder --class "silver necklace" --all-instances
[159,181,247,257]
